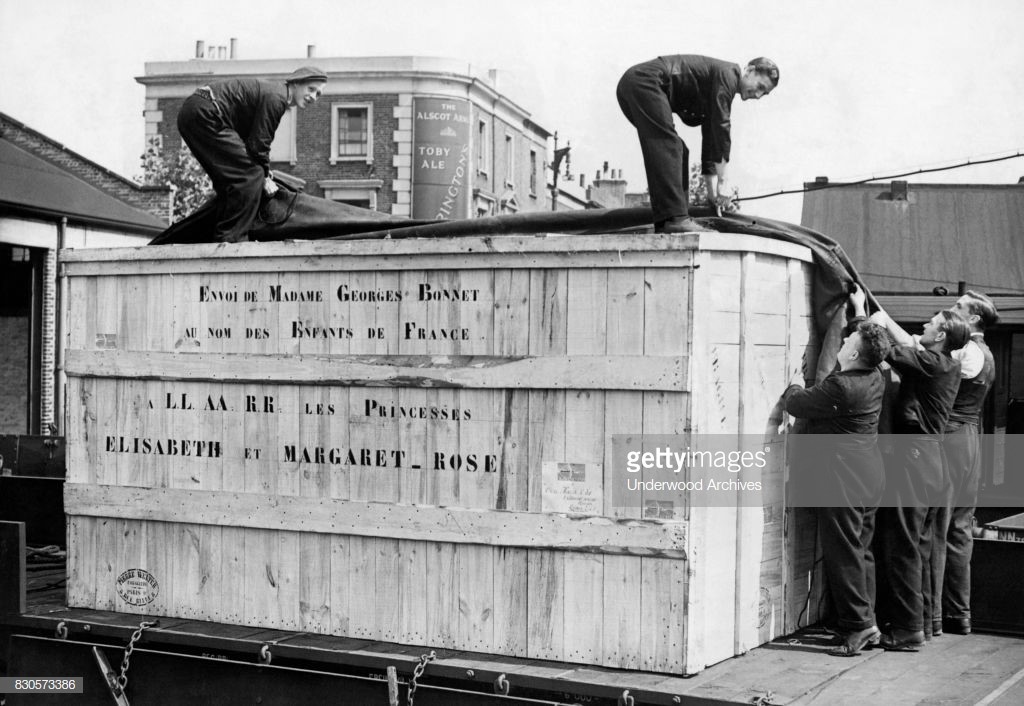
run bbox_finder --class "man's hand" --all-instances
[849,283,867,317]
[789,369,806,388]
[263,176,279,197]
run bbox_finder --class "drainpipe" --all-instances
[53,217,66,434]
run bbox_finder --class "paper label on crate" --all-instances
[541,462,602,515]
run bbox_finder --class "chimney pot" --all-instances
[579,174,585,187]
[603,161,609,175]
[195,40,205,58]
[307,44,317,58]
[890,180,909,201]
[230,38,238,59]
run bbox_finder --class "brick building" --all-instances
[138,49,553,220]
[0,112,170,435]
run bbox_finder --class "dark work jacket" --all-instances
[783,367,886,506]
[948,335,995,427]
[887,345,961,435]
[654,55,741,174]
[204,78,289,175]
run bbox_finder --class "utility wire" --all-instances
[858,270,1024,295]
[736,150,1024,203]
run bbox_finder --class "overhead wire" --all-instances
[735,150,1024,203]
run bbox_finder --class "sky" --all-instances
[2,0,1023,223]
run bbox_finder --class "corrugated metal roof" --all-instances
[0,138,165,233]
[801,182,1024,295]
[875,295,1024,326]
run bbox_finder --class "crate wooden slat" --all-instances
[62,232,816,675]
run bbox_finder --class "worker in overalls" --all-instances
[176,66,328,242]
[616,55,778,233]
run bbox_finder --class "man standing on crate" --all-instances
[935,292,998,636]
[616,54,778,233]
[176,66,328,243]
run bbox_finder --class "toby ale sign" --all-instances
[412,97,470,219]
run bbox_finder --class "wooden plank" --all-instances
[65,349,687,391]
[424,541,459,648]
[562,552,603,665]
[328,534,351,636]
[492,546,528,657]
[457,544,494,653]
[526,549,563,661]
[61,232,811,268]
[299,533,331,633]
[601,554,642,669]
[64,483,688,558]
[65,515,95,609]
[347,535,378,640]
[640,557,686,673]
[396,538,427,645]
[63,250,711,276]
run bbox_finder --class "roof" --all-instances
[0,138,166,234]
[801,181,1024,295]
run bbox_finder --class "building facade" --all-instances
[137,53,552,220]
[0,112,170,436]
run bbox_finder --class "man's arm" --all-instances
[868,308,915,347]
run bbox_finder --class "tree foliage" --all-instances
[688,162,740,209]
[138,144,213,221]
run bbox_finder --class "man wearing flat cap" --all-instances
[176,66,328,242]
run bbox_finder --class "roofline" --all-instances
[0,110,157,193]
[137,56,551,138]
[803,180,1024,191]
[0,202,163,237]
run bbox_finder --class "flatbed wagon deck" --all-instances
[5,557,1024,706]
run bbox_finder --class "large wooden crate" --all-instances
[61,232,819,675]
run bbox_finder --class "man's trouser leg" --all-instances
[177,95,265,242]
[818,506,876,631]
[943,423,981,619]
[616,65,689,223]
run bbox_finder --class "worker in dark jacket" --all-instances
[616,55,778,233]
[869,307,970,650]
[783,286,891,656]
[177,66,328,242]
[937,291,998,636]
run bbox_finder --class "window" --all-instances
[269,107,297,164]
[529,150,537,195]
[504,134,514,186]
[331,103,373,164]
[318,179,384,211]
[477,120,489,175]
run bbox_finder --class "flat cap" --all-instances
[286,66,328,83]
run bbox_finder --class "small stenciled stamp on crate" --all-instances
[116,568,160,606]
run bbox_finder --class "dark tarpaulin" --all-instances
[150,180,876,381]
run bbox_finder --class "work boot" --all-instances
[656,216,712,233]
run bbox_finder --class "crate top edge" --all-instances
[59,231,814,267]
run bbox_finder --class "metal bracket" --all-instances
[55,621,69,640]
[259,643,273,665]
[386,666,400,706]
[92,646,130,706]
[493,673,510,696]
[618,690,635,706]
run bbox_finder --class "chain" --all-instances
[406,650,436,706]
[117,620,158,691]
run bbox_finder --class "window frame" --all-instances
[330,102,374,165]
